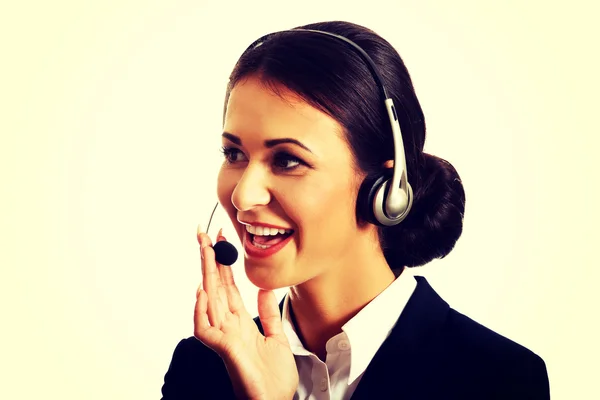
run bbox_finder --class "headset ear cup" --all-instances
[356,169,394,226]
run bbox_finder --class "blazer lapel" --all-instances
[253,276,450,399]
[350,276,450,399]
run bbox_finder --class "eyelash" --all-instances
[219,146,307,171]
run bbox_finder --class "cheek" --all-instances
[283,180,358,248]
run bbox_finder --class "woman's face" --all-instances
[217,75,365,290]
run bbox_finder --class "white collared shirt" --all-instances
[281,268,417,400]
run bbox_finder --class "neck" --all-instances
[288,245,397,361]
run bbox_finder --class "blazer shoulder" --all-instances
[160,337,235,400]
[442,307,550,398]
[161,314,270,400]
[445,307,544,361]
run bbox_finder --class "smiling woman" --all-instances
[219,76,368,292]
[160,21,550,400]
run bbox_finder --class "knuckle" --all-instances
[204,246,215,257]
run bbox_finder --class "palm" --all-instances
[194,230,299,399]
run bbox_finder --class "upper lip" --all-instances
[238,220,294,230]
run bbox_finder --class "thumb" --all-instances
[257,289,289,346]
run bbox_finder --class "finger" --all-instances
[198,226,226,328]
[203,245,228,328]
[257,289,290,346]
[195,224,207,296]
[194,288,210,331]
[216,229,233,285]
[216,230,231,286]
[198,226,222,287]
[194,289,223,346]
[196,223,206,253]
[215,230,247,316]
[212,229,232,314]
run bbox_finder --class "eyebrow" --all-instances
[222,132,313,153]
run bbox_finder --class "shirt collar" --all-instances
[282,294,312,356]
[281,268,417,384]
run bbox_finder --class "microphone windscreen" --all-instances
[213,241,238,266]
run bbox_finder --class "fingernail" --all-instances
[217,228,223,240]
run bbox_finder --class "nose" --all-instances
[231,164,271,212]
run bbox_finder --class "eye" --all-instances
[220,146,307,171]
[272,151,305,171]
[220,146,247,164]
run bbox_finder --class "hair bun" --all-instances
[380,153,466,268]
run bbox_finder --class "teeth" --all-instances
[245,225,292,236]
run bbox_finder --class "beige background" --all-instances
[1,0,598,398]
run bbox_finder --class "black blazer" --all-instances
[161,276,550,399]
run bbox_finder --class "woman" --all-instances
[161,21,549,399]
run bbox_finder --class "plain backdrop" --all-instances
[1,1,599,399]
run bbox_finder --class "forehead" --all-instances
[223,76,344,148]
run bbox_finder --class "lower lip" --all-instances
[243,229,294,258]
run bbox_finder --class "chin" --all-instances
[244,261,294,291]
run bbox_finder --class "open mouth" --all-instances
[248,230,294,249]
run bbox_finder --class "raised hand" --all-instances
[194,226,299,400]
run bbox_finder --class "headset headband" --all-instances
[245,28,413,225]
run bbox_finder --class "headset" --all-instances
[207,28,414,265]
[251,28,414,226]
